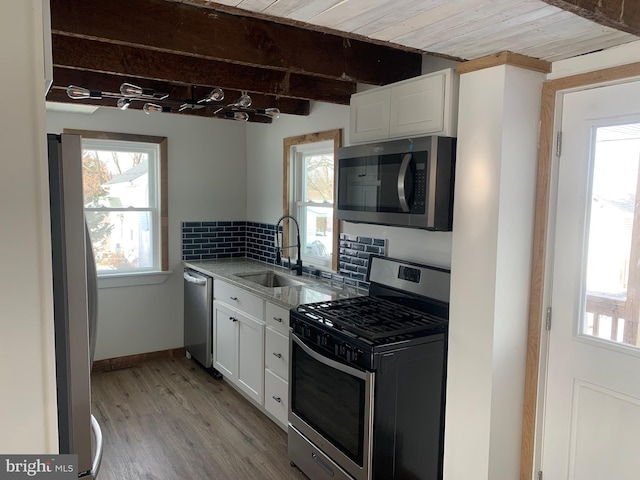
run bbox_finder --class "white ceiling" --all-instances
[191,0,639,62]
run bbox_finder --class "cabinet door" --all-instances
[213,301,238,380]
[390,72,446,138]
[349,87,391,143]
[265,327,289,381]
[237,312,265,404]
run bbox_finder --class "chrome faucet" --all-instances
[275,214,303,276]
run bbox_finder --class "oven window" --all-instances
[291,341,366,465]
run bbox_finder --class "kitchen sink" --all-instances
[235,271,306,288]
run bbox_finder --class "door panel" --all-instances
[213,301,237,379]
[542,80,640,479]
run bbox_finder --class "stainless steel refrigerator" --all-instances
[48,133,103,479]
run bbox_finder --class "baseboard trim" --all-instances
[92,347,186,373]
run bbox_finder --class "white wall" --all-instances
[246,101,350,224]
[246,101,455,268]
[47,108,247,360]
[0,0,58,453]
[444,65,544,480]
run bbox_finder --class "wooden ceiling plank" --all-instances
[422,2,552,52]
[370,0,493,42]
[541,0,640,36]
[262,0,316,18]
[285,0,345,22]
[445,10,575,59]
[351,0,444,37]
[392,0,530,49]
[50,67,310,115]
[541,30,638,62]
[51,34,354,104]
[50,0,422,86]
[519,27,634,60]
[513,16,619,57]
[435,13,556,56]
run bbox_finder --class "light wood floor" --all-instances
[91,357,306,479]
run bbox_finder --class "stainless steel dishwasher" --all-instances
[184,268,220,377]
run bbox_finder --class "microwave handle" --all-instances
[397,153,413,212]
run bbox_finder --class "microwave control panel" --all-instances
[411,158,428,213]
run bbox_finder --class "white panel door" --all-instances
[389,72,445,138]
[213,301,238,380]
[349,87,391,143]
[237,312,265,404]
[542,80,640,479]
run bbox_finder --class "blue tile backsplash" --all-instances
[338,233,387,289]
[182,221,386,290]
[182,221,247,261]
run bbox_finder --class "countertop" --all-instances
[183,258,363,309]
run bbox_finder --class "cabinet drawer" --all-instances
[214,279,264,319]
[264,369,288,428]
[265,302,290,335]
[265,327,289,381]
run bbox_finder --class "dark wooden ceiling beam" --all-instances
[49,67,310,116]
[50,0,422,86]
[542,0,640,36]
[52,34,354,104]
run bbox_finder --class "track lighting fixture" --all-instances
[65,83,280,122]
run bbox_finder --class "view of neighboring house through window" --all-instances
[80,135,165,274]
[292,140,335,269]
[583,123,640,347]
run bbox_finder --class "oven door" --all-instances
[289,333,374,480]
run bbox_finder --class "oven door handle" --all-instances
[291,333,368,380]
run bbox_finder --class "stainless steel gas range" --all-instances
[288,255,450,480]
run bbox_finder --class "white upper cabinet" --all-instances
[349,68,459,144]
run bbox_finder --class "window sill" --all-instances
[97,270,173,289]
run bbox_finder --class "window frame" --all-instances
[65,129,169,277]
[283,129,342,272]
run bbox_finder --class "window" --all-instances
[284,129,342,271]
[582,123,640,347]
[66,130,168,278]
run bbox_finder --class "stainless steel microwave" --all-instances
[336,136,456,230]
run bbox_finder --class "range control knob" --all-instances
[319,333,330,346]
[345,346,361,363]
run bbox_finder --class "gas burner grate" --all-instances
[296,296,447,341]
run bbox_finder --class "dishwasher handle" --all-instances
[184,271,207,285]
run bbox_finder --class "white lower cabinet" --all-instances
[212,281,290,430]
[237,312,264,404]
[213,280,265,405]
[264,369,288,427]
[213,301,238,379]
[264,302,290,430]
